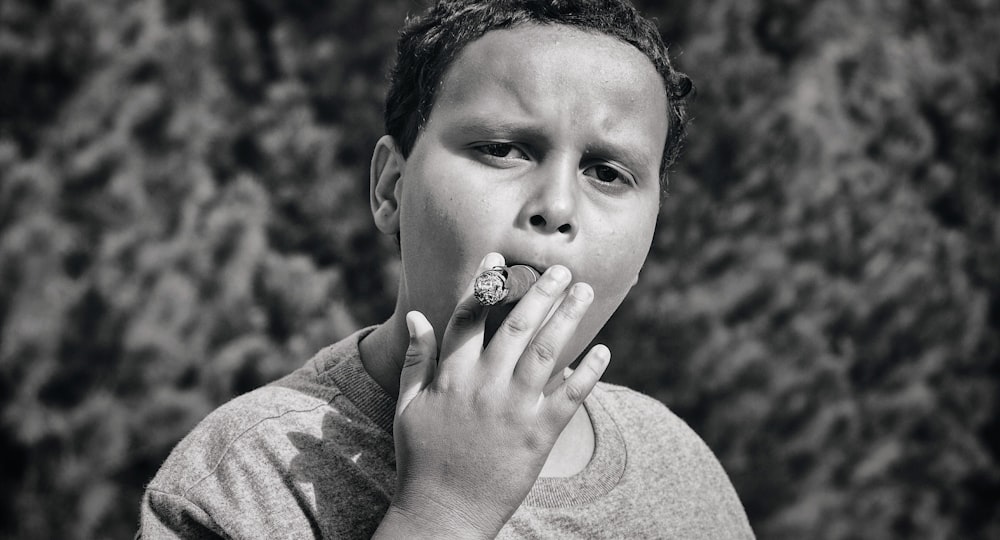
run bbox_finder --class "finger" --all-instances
[542,344,610,427]
[512,281,593,393]
[438,252,505,375]
[397,311,437,415]
[484,265,572,375]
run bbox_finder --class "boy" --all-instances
[140,0,755,538]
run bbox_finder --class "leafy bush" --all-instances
[1,0,996,538]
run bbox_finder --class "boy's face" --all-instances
[377,24,668,366]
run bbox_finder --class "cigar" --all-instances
[473,265,541,306]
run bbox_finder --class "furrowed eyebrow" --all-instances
[452,118,656,175]
[451,119,547,143]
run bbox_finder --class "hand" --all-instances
[377,253,611,538]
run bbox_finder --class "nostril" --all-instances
[557,224,571,234]
[530,215,546,227]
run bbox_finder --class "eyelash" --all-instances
[584,164,634,186]
[474,143,529,160]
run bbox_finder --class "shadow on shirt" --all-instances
[287,407,396,537]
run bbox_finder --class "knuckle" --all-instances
[534,278,562,299]
[469,389,487,409]
[450,304,482,329]
[404,346,423,360]
[523,430,548,454]
[403,346,424,368]
[562,381,586,404]
[581,359,603,379]
[501,312,532,337]
[528,339,557,365]
[555,298,586,322]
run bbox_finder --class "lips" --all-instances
[492,249,575,295]
[501,258,546,279]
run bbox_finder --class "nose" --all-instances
[519,162,578,237]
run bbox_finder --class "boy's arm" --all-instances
[140,488,225,539]
[374,253,610,539]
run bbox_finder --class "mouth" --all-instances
[504,258,544,274]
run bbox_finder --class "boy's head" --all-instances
[384,0,692,182]
[370,0,691,369]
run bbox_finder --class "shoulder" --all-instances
[140,380,338,536]
[591,382,756,537]
[147,379,335,494]
[147,334,379,494]
[148,329,383,494]
[142,327,396,537]
[593,381,720,467]
[592,381,693,439]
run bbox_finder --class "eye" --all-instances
[475,143,529,160]
[584,164,633,185]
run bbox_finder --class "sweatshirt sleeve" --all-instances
[139,488,226,540]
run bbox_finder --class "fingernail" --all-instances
[570,282,593,302]
[547,265,570,283]
[482,252,504,269]
[405,311,417,339]
[594,344,611,366]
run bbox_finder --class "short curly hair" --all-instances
[384,0,693,181]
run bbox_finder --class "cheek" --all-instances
[408,187,487,256]
[399,167,503,291]
[582,210,656,317]
[401,188,462,278]
[593,211,655,279]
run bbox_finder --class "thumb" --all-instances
[397,311,437,415]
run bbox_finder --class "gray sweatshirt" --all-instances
[140,327,755,539]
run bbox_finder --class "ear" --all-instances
[370,135,405,235]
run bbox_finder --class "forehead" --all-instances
[441,23,664,96]
[430,24,669,171]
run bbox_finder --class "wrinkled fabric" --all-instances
[140,327,754,539]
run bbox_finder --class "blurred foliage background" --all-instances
[1,0,997,538]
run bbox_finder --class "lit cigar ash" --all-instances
[473,265,541,306]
